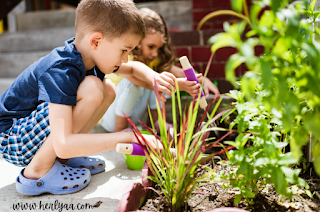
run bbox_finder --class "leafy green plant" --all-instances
[300,0,320,41]
[197,0,318,203]
[125,81,234,212]
[223,89,311,203]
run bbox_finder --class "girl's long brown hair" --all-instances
[131,8,175,73]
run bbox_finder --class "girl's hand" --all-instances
[197,74,221,103]
[203,78,220,103]
[153,72,176,102]
[130,133,163,150]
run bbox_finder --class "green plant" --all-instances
[125,81,233,212]
[223,90,311,203]
[199,0,318,203]
[300,0,320,41]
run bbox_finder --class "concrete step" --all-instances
[0,27,74,53]
[14,1,191,32]
[136,0,192,31]
[0,51,49,78]
[16,9,75,31]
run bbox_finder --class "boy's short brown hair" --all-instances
[75,0,145,40]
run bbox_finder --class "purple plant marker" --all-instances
[116,143,176,157]
[116,143,148,156]
[183,67,205,97]
[131,143,148,156]
[179,56,208,109]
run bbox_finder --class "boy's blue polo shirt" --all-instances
[0,38,98,133]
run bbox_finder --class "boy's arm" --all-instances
[169,65,201,97]
[117,61,176,100]
[49,103,160,158]
[123,75,153,90]
[170,65,221,102]
[49,103,130,158]
[119,64,179,92]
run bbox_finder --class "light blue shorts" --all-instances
[0,102,50,167]
[101,78,157,132]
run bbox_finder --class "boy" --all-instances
[0,0,175,195]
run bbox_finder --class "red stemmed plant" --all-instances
[124,79,235,212]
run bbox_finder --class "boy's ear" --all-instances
[88,32,104,50]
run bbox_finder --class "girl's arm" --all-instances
[203,77,220,102]
[169,65,186,78]
[196,74,221,102]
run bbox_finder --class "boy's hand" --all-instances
[179,78,201,97]
[131,133,163,150]
[153,72,176,102]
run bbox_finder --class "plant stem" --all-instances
[243,0,250,21]
[203,51,214,83]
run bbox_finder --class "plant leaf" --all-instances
[231,0,243,13]
[225,54,245,86]
[210,33,235,53]
[234,194,242,204]
[278,153,298,165]
[260,59,272,88]
[271,0,281,12]
[311,0,317,12]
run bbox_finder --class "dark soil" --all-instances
[138,119,320,212]
[139,161,320,212]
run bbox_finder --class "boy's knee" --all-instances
[80,76,105,104]
[103,78,116,102]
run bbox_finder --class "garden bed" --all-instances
[118,138,320,212]
[118,95,320,212]
[139,162,320,212]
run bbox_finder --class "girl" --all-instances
[101,8,220,133]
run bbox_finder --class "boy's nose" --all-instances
[121,54,129,63]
